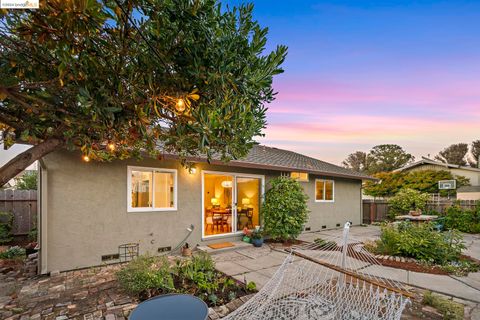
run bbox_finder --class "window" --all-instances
[128,167,177,211]
[291,172,309,182]
[315,179,334,202]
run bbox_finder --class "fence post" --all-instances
[370,201,376,223]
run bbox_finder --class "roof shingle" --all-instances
[228,145,373,180]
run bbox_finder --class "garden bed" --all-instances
[117,253,256,308]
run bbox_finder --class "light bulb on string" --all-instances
[175,98,186,112]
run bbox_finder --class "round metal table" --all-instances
[129,294,209,320]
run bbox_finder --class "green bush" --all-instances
[444,203,480,234]
[388,188,430,218]
[0,246,25,259]
[116,255,174,296]
[0,211,14,244]
[262,177,309,241]
[376,222,465,265]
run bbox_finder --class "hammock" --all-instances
[224,223,411,320]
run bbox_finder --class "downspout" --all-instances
[38,159,48,274]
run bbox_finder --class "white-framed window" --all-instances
[127,166,177,212]
[291,172,309,182]
[315,179,334,202]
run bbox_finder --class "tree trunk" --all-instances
[0,138,63,187]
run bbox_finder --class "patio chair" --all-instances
[433,217,445,232]
[246,208,254,229]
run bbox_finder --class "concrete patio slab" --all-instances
[215,261,252,276]
[233,271,272,289]
[235,251,287,270]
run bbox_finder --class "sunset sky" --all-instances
[227,0,480,164]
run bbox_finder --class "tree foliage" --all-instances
[363,170,470,198]
[341,151,370,173]
[262,177,309,241]
[367,144,414,173]
[15,171,37,190]
[0,0,287,186]
[435,143,469,166]
[343,144,414,174]
[469,140,480,168]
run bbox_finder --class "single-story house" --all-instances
[37,145,371,273]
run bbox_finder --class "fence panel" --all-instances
[0,190,37,235]
[363,199,479,224]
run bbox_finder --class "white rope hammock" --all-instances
[224,222,411,320]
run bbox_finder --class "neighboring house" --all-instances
[456,186,480,201]
[37,145,372,273]
[396,157,480,200]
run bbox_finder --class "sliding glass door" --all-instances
[235,177,261,232]
[203,172,263,238]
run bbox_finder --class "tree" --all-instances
[469,140,480,167]
[435,143,468,166]
[15,171,37,190]
[0,0,287,187]
[367,144,414,173]
[363,170,470,198]
[262,177,309,241]
[342,151,370,173]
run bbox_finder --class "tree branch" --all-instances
[0,138,63,187]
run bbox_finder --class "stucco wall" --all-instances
[41,150,362,272]
[457,192,480,201]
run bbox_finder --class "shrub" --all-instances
[0,211,14,244]
[262,177,309,241]
[0,246,25,259]
[116,255,174,297]
[376,222,465,265]
[444,203,480,234]
[388,188,430,218]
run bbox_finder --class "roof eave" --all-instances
[160,153,374,181]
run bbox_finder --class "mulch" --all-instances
[377,258,448,275]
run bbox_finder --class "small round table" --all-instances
[129,294,209,320]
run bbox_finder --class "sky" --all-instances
[1,1,480,167]
[226,0,480,164]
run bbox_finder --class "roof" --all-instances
[457,186,480,193]
[396,157,480,173]
[165,145,374,181]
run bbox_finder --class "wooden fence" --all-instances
[362,199,479,224]
[0,190,37,235]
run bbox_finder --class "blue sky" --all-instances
[225,0,480,163]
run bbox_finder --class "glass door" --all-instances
[203,173,234,236]
[235,177,261,232]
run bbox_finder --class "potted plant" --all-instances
[181,242,192,257]
[242,228,252,243]
[251,228,264,247]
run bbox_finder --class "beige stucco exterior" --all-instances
[457,192,480,201]
[39,150,362,273]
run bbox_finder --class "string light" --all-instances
[175,98,185,112]
[82,155,90,162]
[107,142,116,151]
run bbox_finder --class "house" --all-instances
[396,157,480,200]
[37,145,372,273]
[456,186,480,201]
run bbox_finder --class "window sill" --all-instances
[314,200,335,203]
[128,208,177,213]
